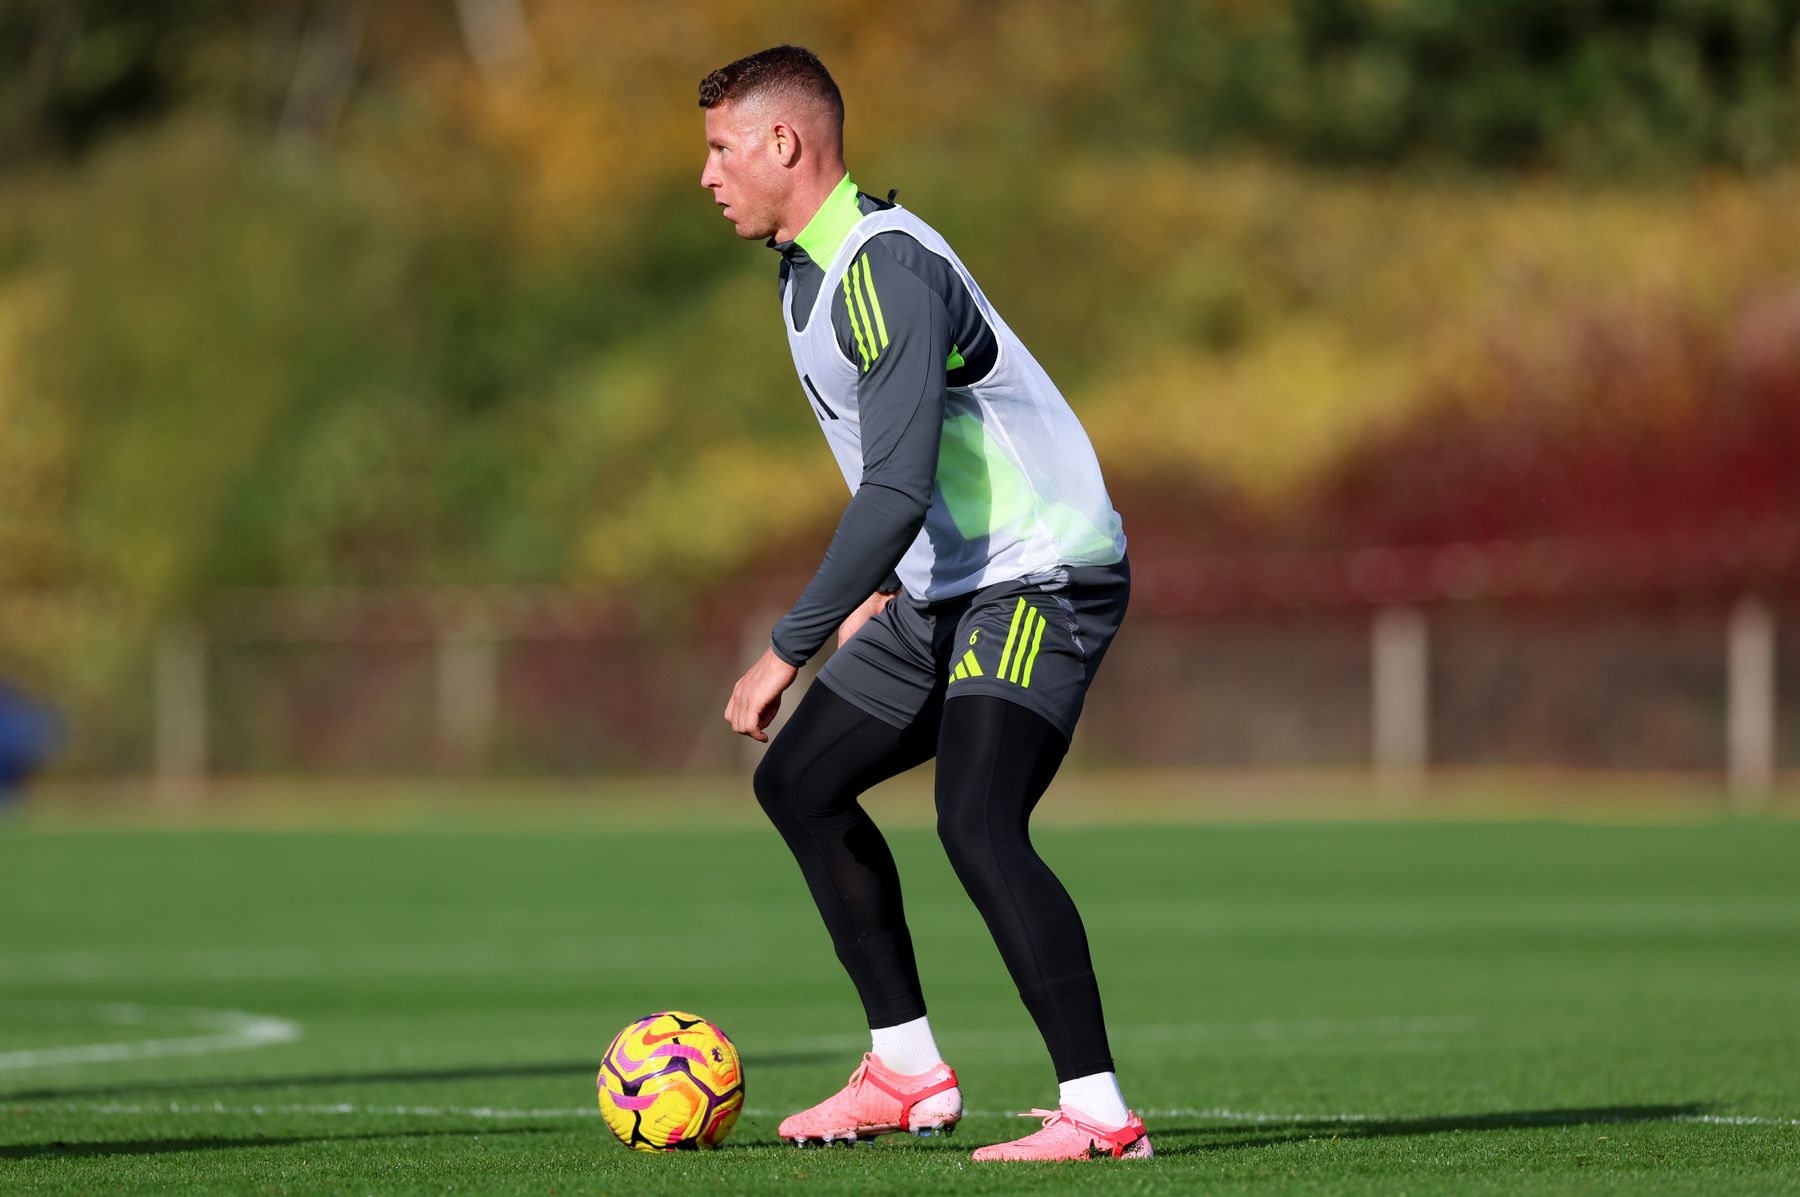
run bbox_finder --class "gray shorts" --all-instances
[816,557,1130,742]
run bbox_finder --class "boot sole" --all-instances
[784,1118,960,1146]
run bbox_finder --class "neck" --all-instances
[774,161,849,244]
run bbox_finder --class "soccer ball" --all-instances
[596,1011,744,1151]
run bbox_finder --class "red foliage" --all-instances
[1310,290,1800,549]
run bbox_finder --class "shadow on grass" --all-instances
[2,1125,554,1160]
[1154,1102,1708,1156]
[2,1049,836,1103]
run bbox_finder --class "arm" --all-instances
[768,235,950,666]
[726,237,950,740]
[768,485,927,666]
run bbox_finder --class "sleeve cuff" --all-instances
[769,638,808,669]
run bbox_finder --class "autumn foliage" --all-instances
[1,0,1797,625]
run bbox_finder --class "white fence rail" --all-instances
[133,596,1782,807]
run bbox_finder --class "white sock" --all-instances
[1058,1071,1130,1128]
[869,1015,943,1075]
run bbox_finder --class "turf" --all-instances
[2,813,1797,1194]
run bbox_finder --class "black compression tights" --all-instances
[752,684,1114,1081]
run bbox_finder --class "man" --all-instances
[703,45,1149,1162]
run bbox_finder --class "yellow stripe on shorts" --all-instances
[1007,605,1043,685]
[997,598,1028,679]
[1019,608,1048,688]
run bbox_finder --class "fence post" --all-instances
[1372,605,1429,797]
[154,619,207,805]
[437,622,497,773]
[1727,597,1776,810]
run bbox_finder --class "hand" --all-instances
[836,590,897,647]
[724,646,801,743]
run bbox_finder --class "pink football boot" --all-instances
[971,1105,1153,1161]
[778,1053,962,1144]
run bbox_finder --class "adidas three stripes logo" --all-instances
[841,253,888,372]
[948,648,983,682]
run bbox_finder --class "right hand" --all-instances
[724,647,801,744]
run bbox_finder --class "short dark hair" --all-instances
[697,45,844,124]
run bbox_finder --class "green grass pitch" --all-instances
[2,810,1798,1194]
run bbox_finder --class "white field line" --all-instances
[0,940,643,984]
[1119,1014,1477,1040]
[6,1009,1792,1130]
[28,1101,1800,1129]
[772,1014,1477,1057]
[0,1002,299,1071]
[60,1101,603,1119]
[0,1011,1460,1078]
[1677,1114,1800,1127]
[1134,1108,1800,1129]
[668,1017,1474,1066]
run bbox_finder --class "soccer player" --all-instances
[703,46,1149,1162]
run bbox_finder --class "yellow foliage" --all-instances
[1049,154,1800,499]
[577,441,841,588]
[1087,324,1414,503]
[0,272,72,587]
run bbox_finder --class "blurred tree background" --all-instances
[1,0,1798,672]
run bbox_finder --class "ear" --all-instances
[770,119,801,168]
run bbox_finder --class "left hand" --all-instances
[836,589,898,647]
[724,646,800,743]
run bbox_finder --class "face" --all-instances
[701,99,790,242]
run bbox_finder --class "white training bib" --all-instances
[782,206,1126,602]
